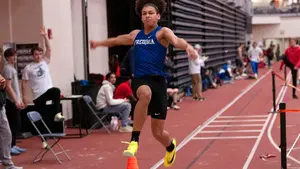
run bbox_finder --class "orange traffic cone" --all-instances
[126,157,139,169]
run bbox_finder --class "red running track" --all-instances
[12,63,300,169]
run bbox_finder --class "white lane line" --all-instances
[287,134,300,157]
[243,72,292,169]
[206,124,264,127]
[199,130,261,133]
[212,119,266,123]
[218,115,269,119]
[150,70,272,169]
[192,136,258,140]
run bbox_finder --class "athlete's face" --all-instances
[141,6,160,27]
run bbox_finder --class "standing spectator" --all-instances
[236,43,245,78]
[280,38,300,99]
[276,44,280,61]
[188,44,207,101]
[22,26,65,149]
[248,41,263,79]
[266,45,274,67]
[0,74,23,169]
[3,48,26,156]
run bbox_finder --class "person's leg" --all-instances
[47,87,65,121]
[103,102,132,130]
[292,69,298,98]
[130,85,150,132]
[123,77,151,157]
[191,75,197,99]
[251,61,258,78]
[195,74,204,100]
[167,89,180,110]
[250,61,256,75]
[5,100,25,155]
[255,62,259,76]
[33,94,48,145]
[5,100,16,148]
[197,74,205,100]
[0,107,22,168]
[149,76,176,167]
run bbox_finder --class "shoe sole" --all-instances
[123,151,135,157]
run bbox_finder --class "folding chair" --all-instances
[82,95,119,134]
[27,111,71,164]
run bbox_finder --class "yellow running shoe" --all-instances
[164,139,177,167]
[123,141,138,157]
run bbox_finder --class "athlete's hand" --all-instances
[186,45,198,60]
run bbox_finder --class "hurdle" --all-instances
[271,66,286,113]
[278,103,300,169]
[271,66,298,113]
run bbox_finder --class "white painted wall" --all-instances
[88,0,109,75]
[71,0,85,80]
[41,0,75,119]
[0,0,10,44]
[252,16,300,41]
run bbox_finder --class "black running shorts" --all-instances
[131,75,168,120]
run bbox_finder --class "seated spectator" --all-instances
[96,73,132,132]
[167,88,180,110]
[218,62,234,84]
[114,76,137,120]
[164,55,181,110]
[202,68,218,90]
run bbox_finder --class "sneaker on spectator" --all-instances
[3,165,23,169]
[13,146,26,153]
[119,126,133,133]
[54,113,65,122]
[11,147,20,156]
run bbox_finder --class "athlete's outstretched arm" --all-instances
[162,27,197,59]
[90,30,140,49]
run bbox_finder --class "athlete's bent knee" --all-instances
[137,86,151,101]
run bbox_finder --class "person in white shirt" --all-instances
[96,73,132,132]
[188,44,208,101]
[22,26,65,149]
[248,41,263,79]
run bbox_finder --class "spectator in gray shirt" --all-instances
[0,57,22,168]
[3,48,26,156]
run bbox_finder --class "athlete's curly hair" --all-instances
[135,0,167,17]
